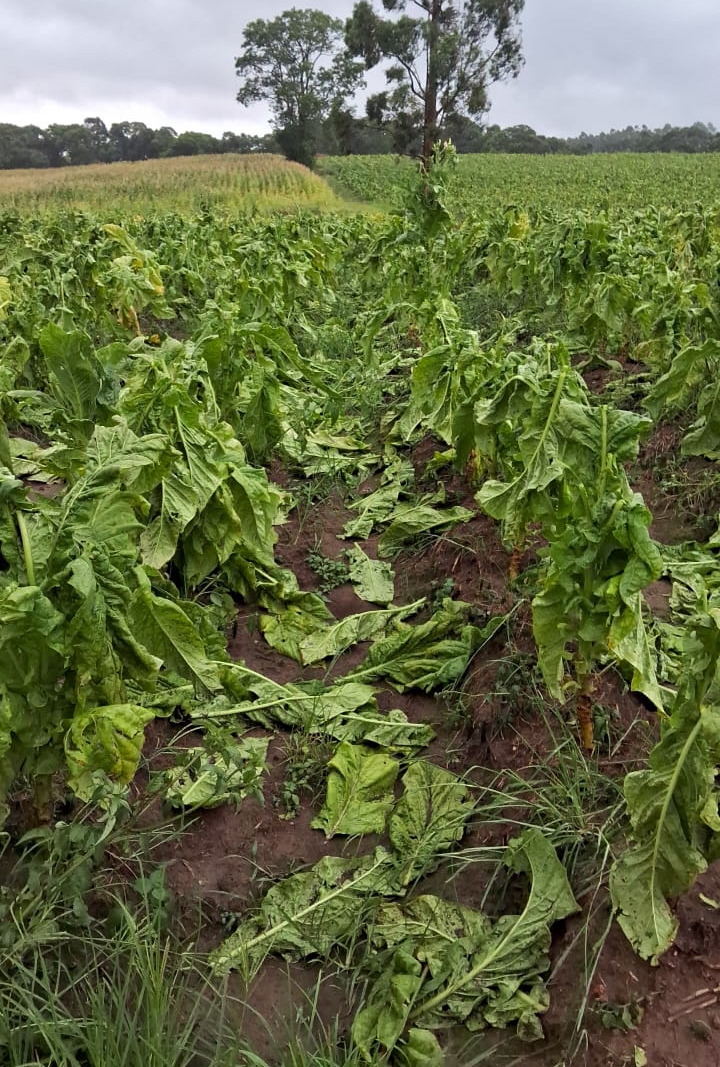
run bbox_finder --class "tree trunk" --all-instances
[421,0,442,170]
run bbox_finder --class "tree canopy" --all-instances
[346,0,525,164]
[235,8,363,168]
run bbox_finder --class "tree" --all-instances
[0,124,49,168]
[346,0,525,166]
[234,8,364,168]
[108,121,154,162]
[169,131,220,157]
[83,117,111,162]
[44,124,97,166]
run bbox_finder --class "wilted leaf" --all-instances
[312,742,400,838]
[389,762,475,886]
[347,544,395,605]
[65,704,154,801]
[163,736,269,809]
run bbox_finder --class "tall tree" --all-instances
[346,0,525,165]
[235,9,364,168]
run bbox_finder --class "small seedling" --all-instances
[307,547,350,593]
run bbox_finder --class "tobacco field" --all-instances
[1,149,720,1067]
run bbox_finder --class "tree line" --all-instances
[446,120,720,155]
[0,118,277,170]
[3,114,719,173]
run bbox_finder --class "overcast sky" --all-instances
[1,0,718,138]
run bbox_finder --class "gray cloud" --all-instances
[0,0,717,137]
[492,0,720,134]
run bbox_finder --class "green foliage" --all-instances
[5,143,720,1058]
[532,479,663,707]
[65,704,154,801]
[298,600,423,665]
[377,498,474,557]
[348,599,506,692]
[389,761,475,887]
[235,9,364,166]
[162,733,269,810]
[346,544,394,604]
[312,741,400,838]
[211,825,577,1062]
[0,426,176,816]
[610,608,720,962]
[209,850,397,975]
[307,547,351,593]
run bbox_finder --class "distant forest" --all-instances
[1,116,720,170]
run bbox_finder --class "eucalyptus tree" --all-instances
[346,0,525,165]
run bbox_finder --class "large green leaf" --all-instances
[351,950,425,1064]
[396,1029,444,1067]
[389,762,476,886]
[259,596,334,662]
[607,597,664,711]
[378,501,474,558]
[312,742,400,838]
[129,568,222,692]
[361,829,578,1048]
[65,703,154,801]
[341,456,415,540]
[85,421,173,493]
[349,600,495,693]
[299,600,423,666]
[213,666,377,732]
[209,849,397,975]
[682,374,720,459]
[645,338,720,421]
[610,615,720,962]
[332,708,435,753]
[347,544,395,605]
[39,324,101,431]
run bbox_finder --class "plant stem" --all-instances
[576,673,595,751]
[16,510,35,585]
[33,773,52,826]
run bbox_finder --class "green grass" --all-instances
[0,800,362,1067]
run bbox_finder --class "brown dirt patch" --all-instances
[632,422,720,543]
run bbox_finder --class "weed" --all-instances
[457,695,626,896]
[307,545,351,593]
[652,453,720,537]
[595,998,644,1032]
[487,650,545,734]
[429,575,456,612]
[0,894,251,1067]
[289,475,348,538]
[274,735,334,819]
